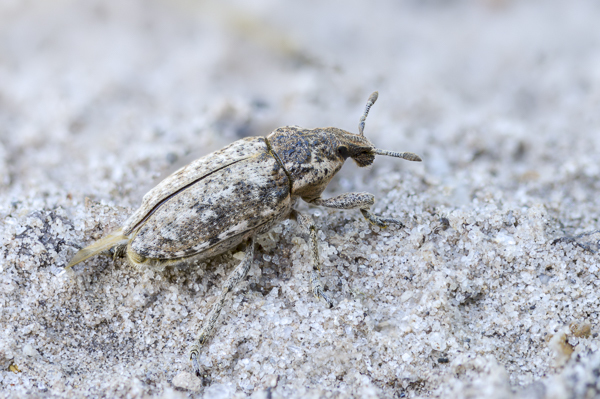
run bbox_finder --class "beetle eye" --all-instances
[337,146,349,160]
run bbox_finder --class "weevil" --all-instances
[65,91,422,379]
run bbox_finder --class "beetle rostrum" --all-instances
[64,91,422,380]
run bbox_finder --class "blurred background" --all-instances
[2,0,599,222]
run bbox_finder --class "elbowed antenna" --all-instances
[374,149,422,162]
[358,91,379,136]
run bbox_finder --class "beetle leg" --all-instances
[310,192,375,210]
[310,193,404,228]
[189,237,255,381]
[552,230,600,254]
[291,210,334,308]
[360,209,404,229]
[109,243,128,261]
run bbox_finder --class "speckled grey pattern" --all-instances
[128,139,289,262]
[122,138,273,235]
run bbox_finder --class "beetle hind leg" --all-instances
[291,210,334,308]
[552,230,600,253]
[109,243,128,261]
[360,209,404,229]
[189,237,255,380]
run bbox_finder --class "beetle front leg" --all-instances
[310,193,404,228]
[189,237,255,381]
[290,210,334,308]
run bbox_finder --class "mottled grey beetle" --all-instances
[65,92,421,378]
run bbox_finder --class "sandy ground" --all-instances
[1,0,600,398]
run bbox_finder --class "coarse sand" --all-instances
[1,1,600,398]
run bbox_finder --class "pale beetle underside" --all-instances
[65,92,421,381]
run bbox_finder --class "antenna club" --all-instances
[368,91,379,104]
[374,149,422,162]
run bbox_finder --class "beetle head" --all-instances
[267,92,421,200]
[334,130,422,168]
[334,91,421,168]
